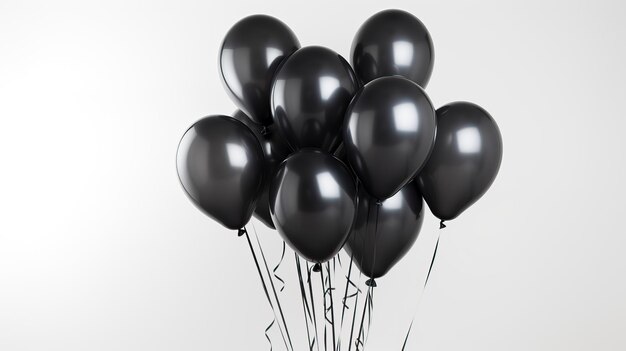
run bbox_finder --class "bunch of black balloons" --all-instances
[177,6,502,324]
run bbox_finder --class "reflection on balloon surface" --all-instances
[343,76,436,200]
[269,149,357,263]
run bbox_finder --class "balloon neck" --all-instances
[439,220,447,229]
[312,263,322,272]
[365,278,377,287]
[237,228,247,237]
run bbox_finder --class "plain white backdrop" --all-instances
[1,0,625,350]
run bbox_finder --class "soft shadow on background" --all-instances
[1,0,625,350]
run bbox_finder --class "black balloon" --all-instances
[351,9,434,87]
[269,150,357,263]
[232,110,292,229]
[343,76,437,200]
[344,182,424,279]
[220,15,300,125]
[271,46,359,152]
[176,116,265,230]
[418,102,503,221]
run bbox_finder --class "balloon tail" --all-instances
[365,279,377,287]
[400,233,441,350]
[439,220,446,229]
[313,263,322,272]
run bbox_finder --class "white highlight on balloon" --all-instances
[319,76,340,100]
[221,49,243,97]
[263,142,272,156]
[316,171,340,199]
[456,127,482,154]
[383,191,404,210]
[393,102,419,132]
[393,40,414,66]
[348,112,359,145]
[266,47,282,66]
[272,79,286,109]
[226,143,248,168]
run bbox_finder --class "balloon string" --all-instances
[274,241,286,292]
[365,287,374,344]
[296,254,317,351]
[324,262,337,351]
[250,222,294,351]
[337,253,360,351]
[348,199,371,351]
[357,203,381,349]
[307,262,321,351]
[242,227,286,351]
[366,203,382,287]
[400,232,442,350]
[355,286,373,350]
[320,268,328,351]
[265,319,275,351]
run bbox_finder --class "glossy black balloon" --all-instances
[176,116,265,230]
[220,15,300,125]
[271,46,359,152]
[344,181,424,279]
[351,9,434,87]
[343,76,437,200]
[418,102,503,221]
[232,110,292,229]
[269,150,357,263]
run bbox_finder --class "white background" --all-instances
[1,0,625,350]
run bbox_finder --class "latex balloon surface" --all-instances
[418,102,503,220]
[271,46,359,152]
[269,150,357,263]
[351,9,434,87]
[344,181,424,279]
[220,15,300,125]
[176,116,265,230]
[343,76,437,200]
[232,110,292,228]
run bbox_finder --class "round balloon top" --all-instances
[220,15,300,126]
[271,46,359,152]
[269,149,357,263]
[418,101,503,220]
[343,76,437,200]
[351,9,434,87]
[176,115,265,230]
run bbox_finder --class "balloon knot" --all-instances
[365,278,377,287]
[312,263,322,272]
[237,228,246,237]
[439,220,447,229]
[260,126,269,136]
[375,200,383,206]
